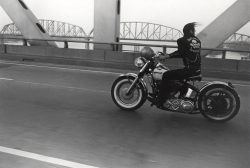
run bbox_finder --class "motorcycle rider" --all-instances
[153,22,202,106]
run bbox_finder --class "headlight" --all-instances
[134,57,146,68]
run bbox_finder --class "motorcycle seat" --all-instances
[186,75,202,81]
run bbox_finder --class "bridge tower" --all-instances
[197,0,250,56]
[94,0,120,51]
[0,0,57,47]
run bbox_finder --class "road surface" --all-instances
[0,60,249,168]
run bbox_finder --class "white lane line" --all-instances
[0,61,250,87]
[0,78,13,81]
[0,61,122,75]
[16,80,110,93]
[232,83,250,87]
[1,76,250,88]
[0,74,249,88]
[201,80,250,87]
[0,76,110,93]
[0,146,98,168]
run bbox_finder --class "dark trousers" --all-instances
[160,67,201,99]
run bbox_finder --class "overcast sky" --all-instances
[0,0,249,35]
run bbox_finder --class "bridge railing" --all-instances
[1,20,250,46]
[0,36,249,59]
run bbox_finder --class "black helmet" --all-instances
[140,47,154,60]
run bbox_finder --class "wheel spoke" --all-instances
[115,80,142,106]
[203,90,234,117]
[199,86,239,122]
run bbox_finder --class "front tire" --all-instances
[111,77,146,111]
[198,85,240,122]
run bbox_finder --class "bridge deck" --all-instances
[0,60,249,168]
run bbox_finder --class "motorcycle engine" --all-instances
[180,100,194,113]
[164,99,194,113]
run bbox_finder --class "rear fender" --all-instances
[198,81,240,102]
[195,81,239,108]
[200,81,235,93]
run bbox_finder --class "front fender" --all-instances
[119,73,139,79]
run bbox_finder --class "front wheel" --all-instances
[198,85,240,122]
[111,77,146,111]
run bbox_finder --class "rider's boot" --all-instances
[156,94,165,108]
[148,93,165,108]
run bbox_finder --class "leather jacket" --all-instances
[169,34,201,68]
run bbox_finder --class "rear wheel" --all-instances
[198,85,240,122]
[111,77,146,111]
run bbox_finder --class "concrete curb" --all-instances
[0,45,249,81]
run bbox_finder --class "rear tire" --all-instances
[198,85,240,122]
[111,77,146,111]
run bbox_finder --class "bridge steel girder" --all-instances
[0,20,88,39]
[0,0,57,47]
[1,20,249,46]
[197,0,250,56]
[225,33,250,45]
[119,22,183,41]
[39,20,88,38]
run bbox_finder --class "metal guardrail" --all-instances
[0,36,250,59]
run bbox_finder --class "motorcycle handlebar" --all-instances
[152,52,171,61]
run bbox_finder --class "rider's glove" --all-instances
[159,53,171,62]
[155,51,165,58]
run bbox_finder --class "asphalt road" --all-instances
[0,60,249,168]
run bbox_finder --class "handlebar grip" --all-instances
[158,52,165,55]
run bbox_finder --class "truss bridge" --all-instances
[1,20,249,46]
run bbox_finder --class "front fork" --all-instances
[125,62,150,95]
[125,76,140,95]
[125,71,146,95]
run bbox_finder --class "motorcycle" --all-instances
[111,47,240,122]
